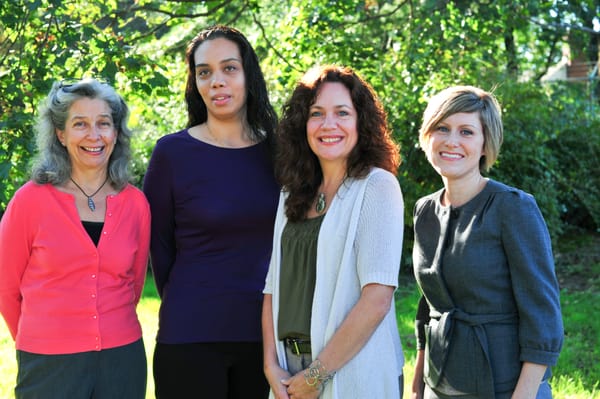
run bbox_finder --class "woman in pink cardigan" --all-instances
[0,78,150,399]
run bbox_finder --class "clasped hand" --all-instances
[266,365,320,399]
[281,370,321,399]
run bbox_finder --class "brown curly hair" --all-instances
[276,65,400,222]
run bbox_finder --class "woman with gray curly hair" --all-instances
[0,78,150,399]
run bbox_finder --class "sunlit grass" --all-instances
[1,272,599,398]
[395,274,421,398]
[0,322,16,399]
[138,283,160,399]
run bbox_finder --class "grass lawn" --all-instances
[1,233,599,398]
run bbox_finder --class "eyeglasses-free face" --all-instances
[425,112,485,183]
[193,37,248,121]
[55,97,118,176]
[306,81,358,168]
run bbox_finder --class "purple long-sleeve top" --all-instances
[143,129,279,343]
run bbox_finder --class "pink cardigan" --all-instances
[0,181,150,354]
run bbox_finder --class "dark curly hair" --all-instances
[276,65,400,222]
[184,25,278,153]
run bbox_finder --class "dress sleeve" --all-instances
[143,140,176,298]
[500,191,563,366]
[0,186,32,339]
[355,170,404,288]
[415,295,430,350]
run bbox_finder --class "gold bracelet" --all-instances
[303,359,335,387]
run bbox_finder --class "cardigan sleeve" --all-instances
[0,184,32,339]
[354,170,404,288]
[143,139,176,298]
[499,190,564,366]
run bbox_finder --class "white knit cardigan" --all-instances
[264,167,405,399]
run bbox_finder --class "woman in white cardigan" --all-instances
[262,65,405,399]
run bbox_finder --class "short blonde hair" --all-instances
[419,85,503,172]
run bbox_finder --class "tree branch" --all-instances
[251,9,301,73]
[125,0,235,19]
[530,17,600,36]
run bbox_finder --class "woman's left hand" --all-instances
[281,372,321,399]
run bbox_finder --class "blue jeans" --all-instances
[537,380,553,398]
[15,339,146,399]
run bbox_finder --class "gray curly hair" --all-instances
[31,78,132,190]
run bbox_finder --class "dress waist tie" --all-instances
[426,309,518,397]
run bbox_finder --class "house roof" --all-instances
[542,58,599,82]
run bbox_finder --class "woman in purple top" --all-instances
[143,25,279,398]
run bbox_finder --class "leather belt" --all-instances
[283,337,311,355]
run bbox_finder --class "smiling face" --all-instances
[193,37,247,121]
[425,111,484,182]
[56,97,117,175]
[306,82,358,168]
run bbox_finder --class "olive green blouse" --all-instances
[277,214,325,340]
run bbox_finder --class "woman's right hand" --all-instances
[411,375,425,399]
[411,349,425,399]
[410,388,424,399]
[265,363,292,399]
[263,294,292,398]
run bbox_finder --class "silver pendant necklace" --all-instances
[70,177,109,211]
[316,192,326,214]
[316,175,347,214]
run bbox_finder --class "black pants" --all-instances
[153,341,269,399]
[15,339,146,399]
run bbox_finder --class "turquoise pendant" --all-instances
[87,197,96,212]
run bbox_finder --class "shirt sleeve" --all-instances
[143,140,176,298]
[355,170,404,288]
[0,185,32,339]
[500,191,564,366]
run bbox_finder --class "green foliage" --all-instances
[0,0,177,208]
[490,81,600,239]
[1,0,599,242]
[544,87,600,232]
